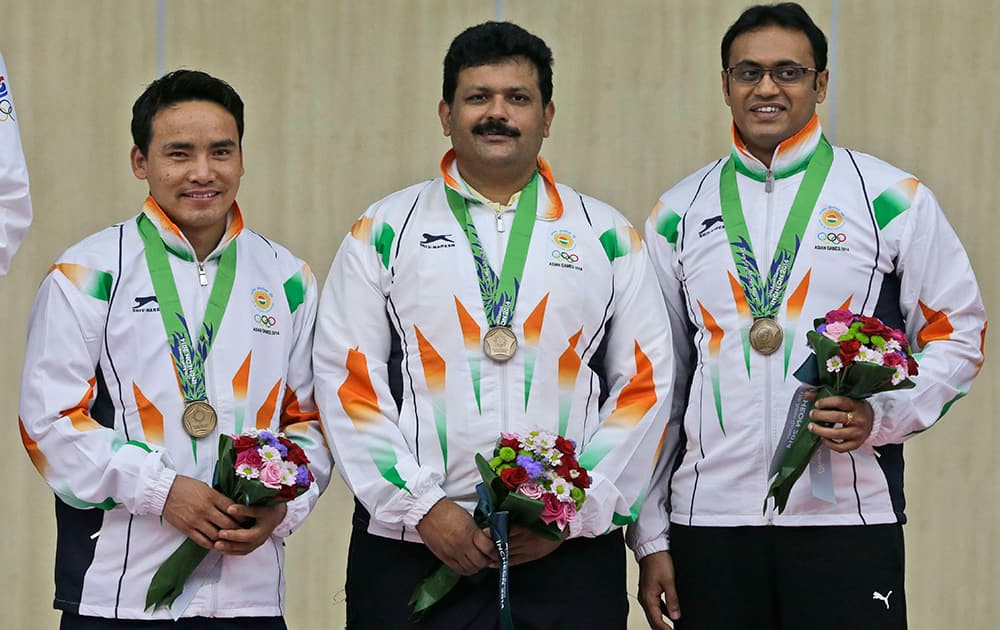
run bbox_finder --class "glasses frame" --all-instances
[725,64,819,86]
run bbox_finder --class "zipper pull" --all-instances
[198,263,208,286]
[765,169,774,193]
[496,210,505,232]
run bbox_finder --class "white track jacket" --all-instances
[314,151,674,542]
[19,198,333,619]
[629,117,987,559]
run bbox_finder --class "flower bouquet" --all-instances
[765,310,918,513]
[409,430,589,623]
[145,429,314,612]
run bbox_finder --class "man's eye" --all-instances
[509,94,529,103]
[775,67,802,81]
[738,70,761,82]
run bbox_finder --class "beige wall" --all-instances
[2,1,995,628]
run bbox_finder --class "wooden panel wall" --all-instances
[2,2,994,628]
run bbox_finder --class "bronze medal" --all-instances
[483,326,518,362]
[181,400,218,438]
[749,317,783,355]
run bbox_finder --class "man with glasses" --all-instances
[630,3,986,629]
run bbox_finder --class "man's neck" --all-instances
[456,162,535,205]
[185,225,227,262]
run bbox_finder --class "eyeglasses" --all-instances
[726,64,818,86]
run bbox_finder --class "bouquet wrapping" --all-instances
[145,429,314,612]
[766,310,918,513]
[409,430,590,625]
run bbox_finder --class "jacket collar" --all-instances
[729,113,823,182]
[140,195,244,262]
[439,149,563,220]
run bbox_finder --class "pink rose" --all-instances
[890,328,909,349]
[258,460,284,489]
[825,310,855,325]
[823,321,849,341]
[517,481,544,499]
[539,494,577,530]
[235,447,263,470]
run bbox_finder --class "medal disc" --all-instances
[749,317,783,355]
[483,326,518,362]
[182,400,218,438]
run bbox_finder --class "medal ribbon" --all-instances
[719,136,833,319]
[137,214,237,403]
[445,173,539,328]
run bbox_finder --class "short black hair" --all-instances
[131,69,244,156]
[721,2,828,71]
[443,21,554,106]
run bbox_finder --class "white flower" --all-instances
[826,356,843,373]
[259,445,282,462]
[857,346,883,365]
[549,475,573,501]
[891,367,906,385]
[884,339,902,353]
[236,463,259,479]
[280,461,298,486]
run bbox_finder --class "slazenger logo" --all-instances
[420,233,456,249]
[132,295,159,312]
[698,215,724,237]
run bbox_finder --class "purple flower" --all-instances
[295,465,311,486]
[516,454,544,480]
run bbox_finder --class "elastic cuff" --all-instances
[633,537,670,561]
[273,493,310,538]
[402,485,448,529]
[864,395,886,446]
[146,467,177,517]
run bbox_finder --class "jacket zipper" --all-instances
[763,168,776,524]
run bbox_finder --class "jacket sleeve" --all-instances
[313,206,447,530]
[273,262,335,538]
[626,202,696,559]
[0,52,32,276]
[865,182,987,445]
[569,217,675,539]
[19,263,177,516]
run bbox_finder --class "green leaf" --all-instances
[408,564,461,620]
[145,538,211,611]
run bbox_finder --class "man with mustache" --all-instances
[314,21,673,629]
[630,3,986,629]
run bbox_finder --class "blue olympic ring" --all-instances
[551,250,580,263]
[817,232,847,244]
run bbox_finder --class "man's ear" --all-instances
[438,99,453,137]
[130,145,148,180]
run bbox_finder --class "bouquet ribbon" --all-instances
[475,484,514,630]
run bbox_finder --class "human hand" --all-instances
[416,498,496,576]
[214,502,289,555]
[638,551,680,629]
[808,395,874,452]
[161,475,239,550]
[502,523,564,566]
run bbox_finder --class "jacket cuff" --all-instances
[141,458,177,517]
[272,491,313,538]
[864,394,886,446]
[403,485,448,529]
[632,537,670,562]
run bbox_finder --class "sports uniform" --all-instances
[0,50,32,275]
[629,115,987,627]
[19,197,332,621]
[314,150,673,626]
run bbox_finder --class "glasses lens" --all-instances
[731,65,763,84]
[772,66,806,84]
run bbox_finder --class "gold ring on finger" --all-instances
[845,411,854,427]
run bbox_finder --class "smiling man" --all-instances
[314,21,673,629]
[631,3,986,629]
[19,70,332,628]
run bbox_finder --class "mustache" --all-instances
[472,120,521,137]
